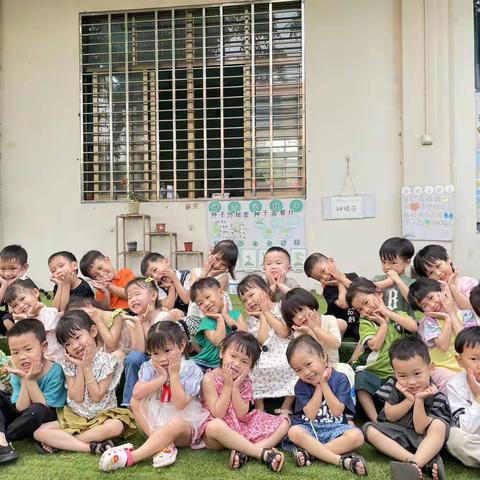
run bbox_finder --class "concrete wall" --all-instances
[0,0,477,290]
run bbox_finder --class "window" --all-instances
[80,1,304,201]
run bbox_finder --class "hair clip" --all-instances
[261,344,269,352]
[111,309,126,320]
[145,277,155,283]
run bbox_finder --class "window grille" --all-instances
[80,1,304,201]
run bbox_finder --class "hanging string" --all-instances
[339,156,358,196]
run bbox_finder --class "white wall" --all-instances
[0,0,478,290]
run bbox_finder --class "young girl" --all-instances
[33,310,136,454]
[4,280,63,362]
[48,251,94,312]
[198,331,290,472]
[98,321,208,471]
[283,335,367,476]
[184,240,238,337]
[346,278,417,422]
[237,274,296,414]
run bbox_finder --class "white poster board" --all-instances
[207,198,306,272]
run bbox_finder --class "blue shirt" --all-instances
[10,361,67,408]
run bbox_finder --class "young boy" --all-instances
[263,247,300,303]
[80,250,134,310]
[0,319,67,463]
[446,326,480,467]
[190,277,246,369]
[372,237,415,316]
[140,252,190,315]
[363,337,449,480]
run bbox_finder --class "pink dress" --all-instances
[198,370,285,443]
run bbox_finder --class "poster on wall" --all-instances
[401,185,455,241]
[207,198,306,272]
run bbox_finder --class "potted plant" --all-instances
[128,191,141,215]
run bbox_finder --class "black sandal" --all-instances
[228,449,249,470]
[89,440,114,455]
[423,456,446,480]
[339,453,368,477]
[293,447,312,467]
[35,441,58,455]
[260,448,284,473]
[390,460,421,480]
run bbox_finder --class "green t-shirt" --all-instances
[372,274,415,315]
[194,310,241,368]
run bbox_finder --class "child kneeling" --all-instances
[363,337,449,480]
[282,335,367,476]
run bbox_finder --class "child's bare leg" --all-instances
[254,399,265,410]
[364,424,416,460]
[357,390,377,422]
[349,341,364,364]
[288,425,340,465]
[337,319,347,337]
[255,418,290,448]
[324,428,364,454]
[33,421,90,453]
[0,432,7,446]
[411,419,446,468]
[76,419,124,443]
[130,398,150,436]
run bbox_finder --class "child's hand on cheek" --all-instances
[395,382,415,402]
[80,344,95,369]
[447,269,459,287]
[220,362,234,387]
[414,384,438,400]
[4,365,26,378]
[25,358,43,380]
[232,365,249,388]
[466,369,480,400]
[258,291,273,313]
[320,365,332,384]
[168,351,181,378]
[386,270,401,284]
[152,360,168,383]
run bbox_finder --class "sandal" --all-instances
[153,443,178,468]
[339,453,368,477]
[390,460,421,480]
[293,447,312,467]
[90,440,114,455]
[260,448,285,473]
[228,449,249,470]
[423,456,446,480]
[35,441,58,455]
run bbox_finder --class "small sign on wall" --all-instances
[322,194,376,220]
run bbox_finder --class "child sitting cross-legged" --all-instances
[282,334,367,476]
[33,310,136,455]
[99,321,207,471]
[363,337,449,480]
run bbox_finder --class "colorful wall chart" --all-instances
[207,198,306,272]
[401,185,455,241]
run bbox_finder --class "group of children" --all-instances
[0,238,479,478]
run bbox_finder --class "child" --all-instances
[0,319,66,463]
[199,331,290,471]
[185,240,238,336]
[80,250,134,310]
[190,277,246,369]
[33,310,136,454]
[99,321,208,471]
[263,246,300,302]
[346,278,417,422]
[446,326,480,467]
[470,284,480,322]
[141,252,191,315]
[237,274,296,414]
[372,237,415,316]
[282,335,367,476]
[414,244,478,309]
[48,251,93,311]
[5,280,63,362]
[408,278,478,392]
[362,337,449,480]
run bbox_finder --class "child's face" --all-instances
[457,345,480,382]
[127,284,157,315]
[49,256,77,281]
[145,259,171,286]
[417,291,445,314]
[7,288,40,315]
[263,251,291,280]
[350,292,381,319]
[151,341,184,370]
[292,306,314,328]
[221,343,253,378]
[195,287,224,316]
[0,259,27,282]
[8,332,46,373]
[289,347,327,385]
[211,253,229,273]
[392,355,433,395]
[423,258,454,282]
[239,286,267,312]
[64,328,97,359]
[88,257,116,282]
[381,256,410,276]
[310,258,336,284]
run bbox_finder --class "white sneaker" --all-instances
[152,444,178,468]
[99,444,133,472]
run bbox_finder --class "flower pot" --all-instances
[184,241,193,252]
[156,223,166,233]
[128,201,140,215]
[127,241,138,252]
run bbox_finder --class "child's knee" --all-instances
[107,419,125,437]
[287,425,307,444]
[205,418,226,437]
[346,427,365,446]
[361,422,378,442]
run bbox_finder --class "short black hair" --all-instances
[48,251,77,265]
[7,318,46,344]
[303,253,328,277]
[56,310,95,346]
[345,277,377,308]
[237,274,269,298]
[190,277,221,302]
[80,250,105,277]
[140,252,166,276]
[146,320,189,355]
[4,279,38,306]
[212,240,238,278]
[126,277,161,308]
[389,336,430,365]
[413,245,449,278]
[455,326,480,353]
[470,285,480,318]
[286,334,324,364]
[220,331,261,367]
[379,237,414,261]
[280,288,319,330]
[407,278,442,311]
[264,246,291,263]
[0,245,28,266]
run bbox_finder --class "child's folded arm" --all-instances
[384,398,414,422]
[432,317,453,352]
[365,322,388,352]
[412,397,433,434]
[321,380,344,417]
[302,384,323,420]
[386,310,417,333]
[108,284,127,300]
[132,377,166,400]
[65,372,85,403]
[204,319,227,347]
[84,369,113,403]
[263,310,289,338]
[202,371,230,418]
[311,324,341,350]
[172,275,191,305]
[170,372,192,410]
[334,283,349,310]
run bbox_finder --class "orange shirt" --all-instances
[95,268,134,309]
